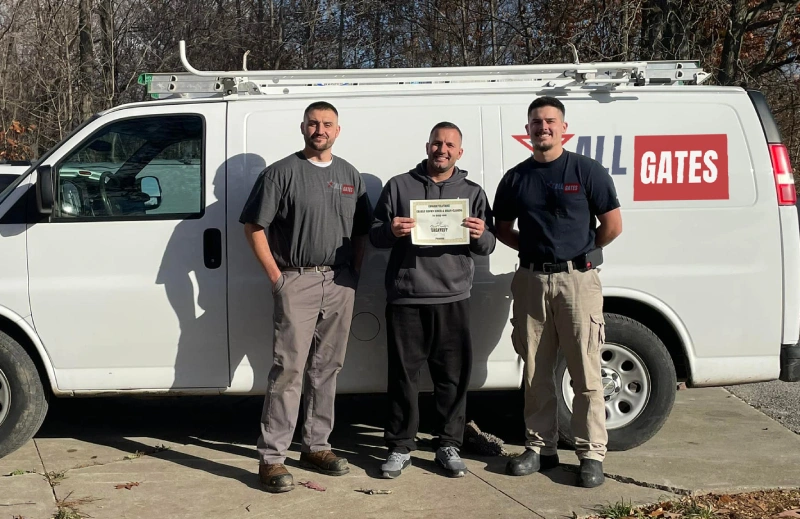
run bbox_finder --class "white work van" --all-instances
[1,45,799,458]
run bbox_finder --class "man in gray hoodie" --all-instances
[369,122,496,479]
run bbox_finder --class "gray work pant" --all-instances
[257,266,357,465]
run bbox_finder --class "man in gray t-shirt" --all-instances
[239,101,372,494]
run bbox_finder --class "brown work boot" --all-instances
[258,463,294,493]
[299,450,350,476]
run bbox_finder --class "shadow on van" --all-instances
[145,155,516,482]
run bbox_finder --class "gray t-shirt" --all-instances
[239,151,372,268]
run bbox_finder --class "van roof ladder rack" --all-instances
[138,40,711,99]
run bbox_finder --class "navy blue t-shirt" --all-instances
[493,151,620,264]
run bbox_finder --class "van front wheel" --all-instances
[555,313,676,451]
[0,330,49,458]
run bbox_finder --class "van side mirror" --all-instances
[138,176,162,209]
[35,165,54,215]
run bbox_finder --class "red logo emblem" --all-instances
[633,134,728,201]
[341,184,355,195]
[564,183,580,193]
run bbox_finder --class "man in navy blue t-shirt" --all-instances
[494,96,622,488]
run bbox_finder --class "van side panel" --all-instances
[225,97,522,394]
[494,90,782,386]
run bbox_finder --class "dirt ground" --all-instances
[587,489,800,519]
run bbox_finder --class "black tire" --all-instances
[0,329,49,458]
[556,313,676,451]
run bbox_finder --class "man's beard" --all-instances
[533,142,554,152]
[429,157,453,172]
[305,135,332,151]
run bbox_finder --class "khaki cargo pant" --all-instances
[257,266,357,465]
[510,263,607,461]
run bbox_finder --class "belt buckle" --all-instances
[542,262,555,274]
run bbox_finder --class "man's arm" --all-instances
[495,220,520,251]
[595,208,622,248]
[244,223,282,284]
[369,181,409,249]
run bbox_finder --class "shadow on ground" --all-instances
[34,389,549,484]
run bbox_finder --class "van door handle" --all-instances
[203,228,222,269]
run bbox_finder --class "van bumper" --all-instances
[780,343,800,382]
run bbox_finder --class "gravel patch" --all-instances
[725,380,800,435]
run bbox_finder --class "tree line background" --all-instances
[1,0,799,177]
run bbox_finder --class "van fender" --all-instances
[0,305,67,396]
[603,286,696,380]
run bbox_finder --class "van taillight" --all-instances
[770,143,797,206]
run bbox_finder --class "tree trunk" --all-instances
[99,0,114,109]
[78,0,94,123]
[717,0,748,85]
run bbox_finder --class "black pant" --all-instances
[384,299,473,452]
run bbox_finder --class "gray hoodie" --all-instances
[369,160,496,305]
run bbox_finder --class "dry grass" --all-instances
[53,492,97,519]
[589,490,800,519]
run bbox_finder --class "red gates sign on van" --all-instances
[633,134,728,201]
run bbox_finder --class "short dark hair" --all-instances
[304,101,338,119]
[527,96,565,119]
[429,121,462,139]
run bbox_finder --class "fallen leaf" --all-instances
[719,495,734,505]
[775,510,800,518]
[114,482,140,490]
[663,513,681,519]
[649,508,664,517]
[299,480,326,491]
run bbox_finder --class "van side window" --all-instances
[55,115,204,220]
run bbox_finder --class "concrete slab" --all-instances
[52,452,537,519]
[604,388,800,494]
[0,439,43,476]
[7,384,800,519]
[462,454,676,519]
[0,472,56,519]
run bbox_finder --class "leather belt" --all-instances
[282,266,334,274]
[520,259,580,274]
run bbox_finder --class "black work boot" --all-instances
[577,459,605,488]
[505,450,560,476]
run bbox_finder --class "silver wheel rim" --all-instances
[0,368,10,427]
[561,342,651,430]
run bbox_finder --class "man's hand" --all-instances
[268,269,283,285]
[463,217,485,240]
[391,217,416,238]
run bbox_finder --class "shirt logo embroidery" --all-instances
[564,183,580,193]
[327,181,355,195]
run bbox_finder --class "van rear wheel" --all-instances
[556,313,676,451]
[0,330,49,458]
